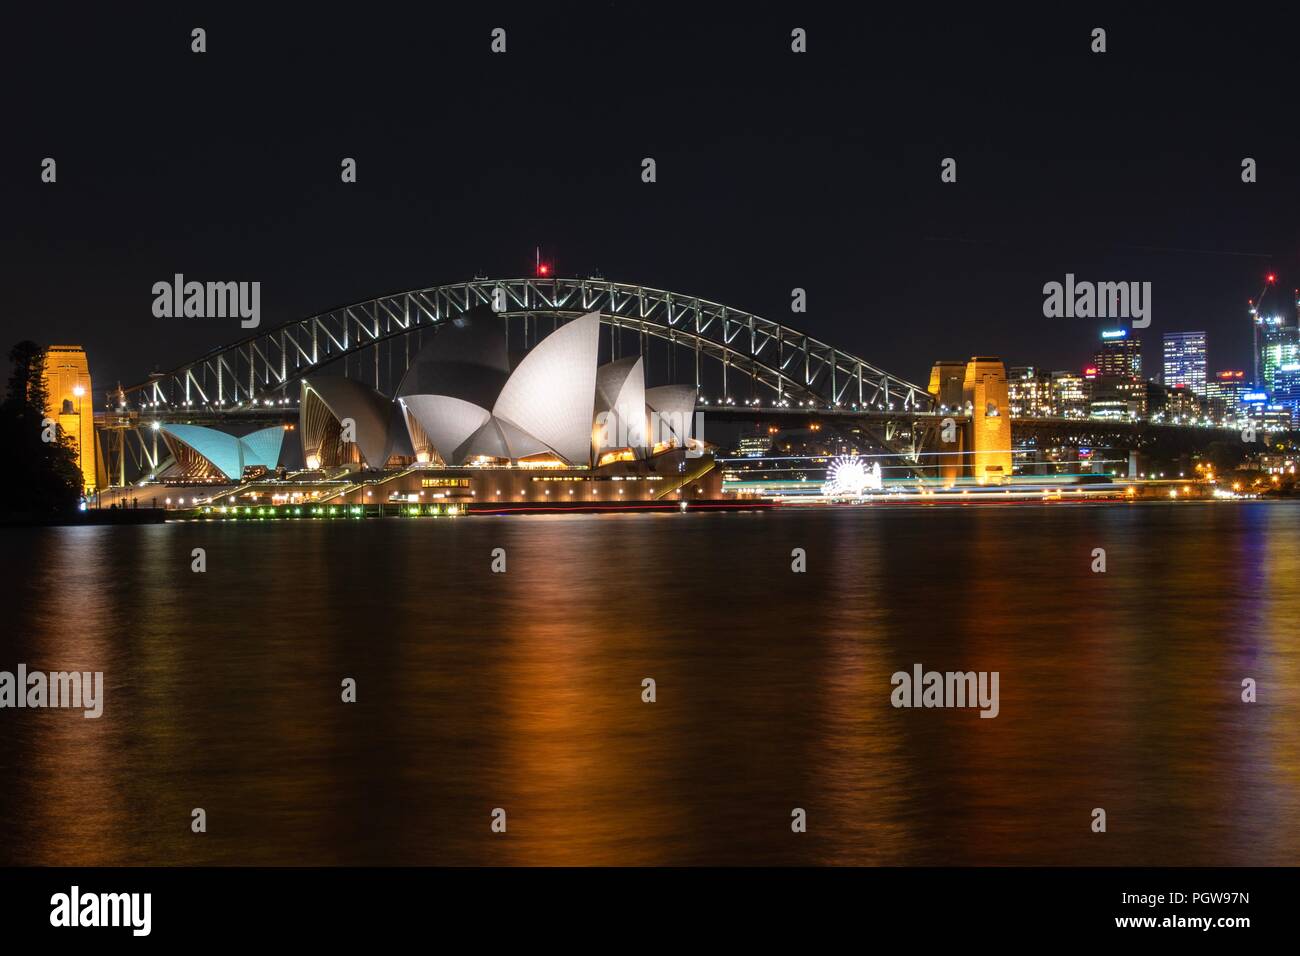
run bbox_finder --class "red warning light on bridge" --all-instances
[537,262,550,276]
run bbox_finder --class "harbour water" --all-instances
[2,502,1297,865]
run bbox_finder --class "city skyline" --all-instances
[5,5,1298,935]
[6,9,1300,396]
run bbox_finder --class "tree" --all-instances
[1202,439,1248,474]
[0,341,84,516]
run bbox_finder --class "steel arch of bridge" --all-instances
[125,277,933,413]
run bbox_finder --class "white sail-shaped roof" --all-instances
[301,378,397,469]
[395,307,511,410]
[399,395,491,465]
[645,384,697,446]
[594,356,647,453]
[492,311,600,465]
[456,415,550,462]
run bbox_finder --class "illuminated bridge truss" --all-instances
[122,277,934,414]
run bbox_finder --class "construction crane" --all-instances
[1248,272,1277,386]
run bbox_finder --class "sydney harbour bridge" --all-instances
[95,276,1234,487]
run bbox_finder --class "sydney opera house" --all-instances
[151,309,723,513]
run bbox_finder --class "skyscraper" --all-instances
[1206,370,1249,422]
[1050,370,1088,418]
[1272,364,1300,425]
[1258,317,1298,393]
[1162,331,1207,397]
[1007,366,1052,417]
[1094,329,1142,378]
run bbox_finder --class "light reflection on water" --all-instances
[1,502,1298,865]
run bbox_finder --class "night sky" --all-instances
[4,5,1298,397]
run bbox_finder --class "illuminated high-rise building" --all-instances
[1089,376,1147,420]
[1162,331,1207,397]
[1007,366,1052,417]
[41,345,97,493]
[1272,363,1300,424]
[1258,317,1298,394]
[1154,384,1202,423]
[1050,370,1088,418]
[1206,371,1250,421]
[1094,329,1142,378]
[1239,388,1291,431]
